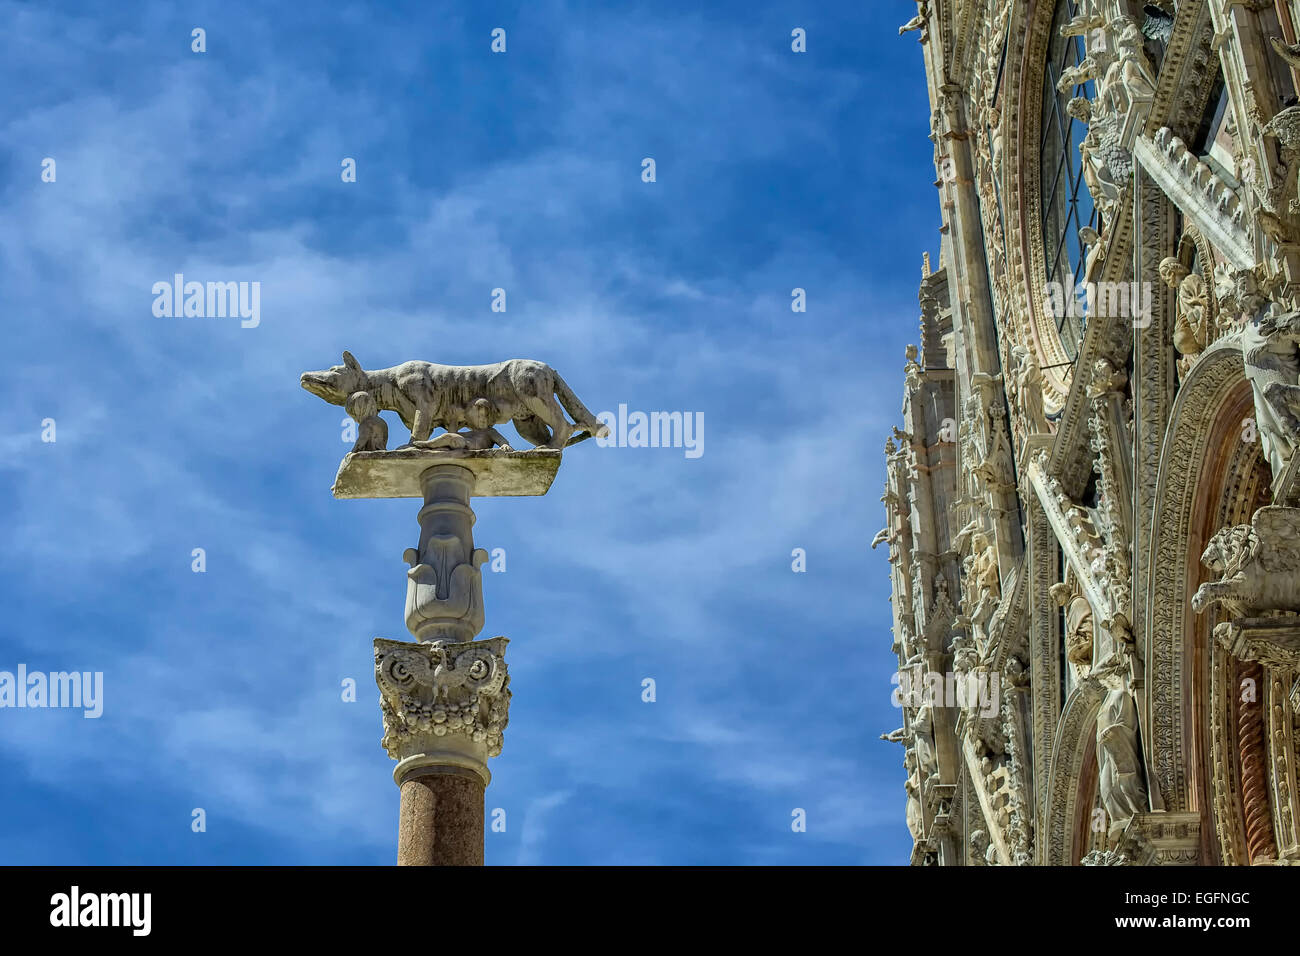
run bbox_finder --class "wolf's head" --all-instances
[301,351,368,406]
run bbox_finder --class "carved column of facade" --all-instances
[999,656,1033,864]
[1026,494,1061,843]
[1267,667,1300,859]
[935,81,1023,586]
[1133,166,1178,809]
[883,441,915,660]
[906,353,965,807]
[1088,359,1135,655]
[904,356,943,648]
[1237,659,1278,862]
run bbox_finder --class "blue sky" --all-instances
[0,0,939,864]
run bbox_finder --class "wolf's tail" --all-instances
[553,371,610,438]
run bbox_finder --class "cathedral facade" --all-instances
[882,0,1300,865]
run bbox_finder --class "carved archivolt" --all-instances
[1146,340,1254,812]
[1040,676,1104,864]
[1001,0,1074,407]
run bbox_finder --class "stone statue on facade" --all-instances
[964,530,1002,627]
[1067,97,1131,222]
[1010,345,1046,434]
[1158,257,1209,378]
[1099,20,1156,115]
[1065,595,1095,666]
[1094,655,1147,841]
[1240,307,1300,481]
[912,701,939,785]
[905,766,924,841]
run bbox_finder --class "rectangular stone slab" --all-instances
[332,448,562,498]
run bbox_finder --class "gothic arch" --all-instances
[1145,338,1271,857]
[1002,0,1080,409]
[1039,675,1103,864]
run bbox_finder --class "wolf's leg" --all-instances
[412,409,434,442]
[523,394,572,449]
[513,414,552,448]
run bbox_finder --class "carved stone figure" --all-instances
[1141,5,1174,44]
[413,398,515,452]
[1079,225,1106,283]
[1095,657,1147,840]
[375,636,510,761]
[1270,36,1300,72]
[905,772,924,841]
[987,105,1003,173]
[1060,10,1103,38]
[899,10,928,43]
[965,530,1001,626]
[1158,258,1209,376]
[1262,105,1300,154]
[1068,98,1130,218]
[972,392,1015,492]
[1057,56,1099,95]
[302,351,610,449]
[1192,507,1300,618]
[912,702,939,779]
[1010,346,1046,434]
[345,390,388,453]
[951,633,979,676]
[1065,595,1095,666]
[1099,22,1156,115]
[1239,309,1300,480]
[1220,266,1265,327]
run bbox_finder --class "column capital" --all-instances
[1082,811,1202,865]
[375,636,511,786]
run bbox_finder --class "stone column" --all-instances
[404,464,487,644]
[333,445,562,867]
[299,351,605,867]
[397,769,485,866]
[377,634,509,866]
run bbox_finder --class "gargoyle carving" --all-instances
[1192,507,1300,618]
